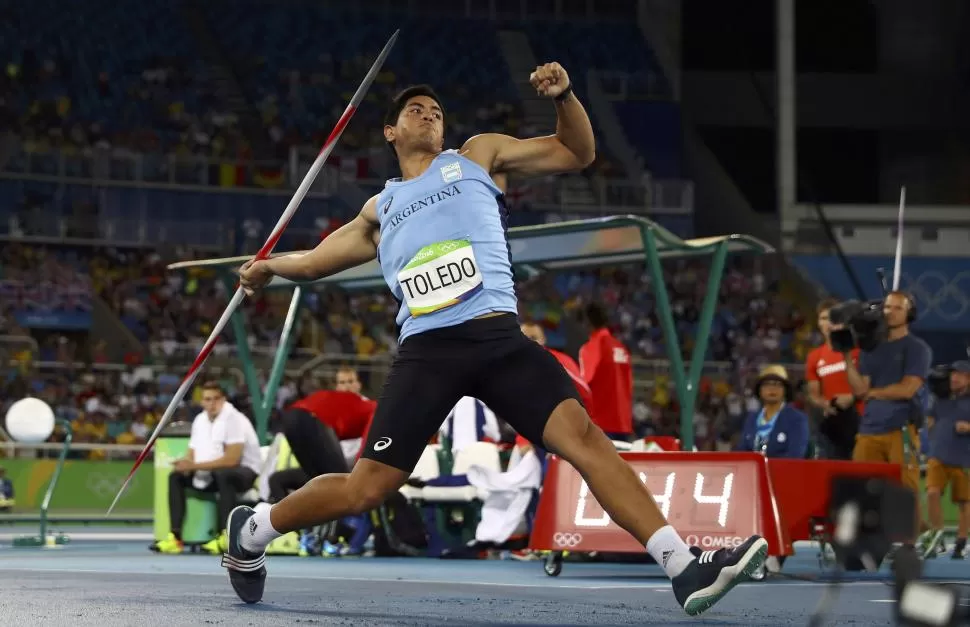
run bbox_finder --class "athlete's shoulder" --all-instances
[459,133,510,172]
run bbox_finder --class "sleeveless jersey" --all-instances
[374,150,517,342]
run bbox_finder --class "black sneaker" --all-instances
[220,505,267,604]
[671,535,768,616]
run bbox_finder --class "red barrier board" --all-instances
[766,458,902,543]
[529,453,903,557]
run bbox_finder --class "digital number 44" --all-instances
[574,472,735,528]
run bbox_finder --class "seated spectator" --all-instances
[0,467,15,512]
[439,397,501,455]
[155,381,262,555]
[735,366,809,459]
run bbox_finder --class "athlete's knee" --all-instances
[927,487,943,497]
[344,460,408,514]
[541,399,609,456]
[347,484,391,514]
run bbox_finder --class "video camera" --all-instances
[823,475,970,626]
[828,299,888,353]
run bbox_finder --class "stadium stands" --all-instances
[198,2,519,143]
[0,3,785,461]
[2,0,214,151]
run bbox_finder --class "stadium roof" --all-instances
[167,215,775,289]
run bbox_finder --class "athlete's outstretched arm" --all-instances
[461,62,595,178]
[238,196,380,294]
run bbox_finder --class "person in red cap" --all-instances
[579,303,633,441]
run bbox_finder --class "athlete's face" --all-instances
[520,323,546,346]
[335,370,361,394]
[384,96,444,154]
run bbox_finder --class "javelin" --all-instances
[107,30,400,515]
[892,185,905,291]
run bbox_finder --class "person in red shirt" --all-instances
[269,367,377,501]
[804,298,862,460]
[579,303,633,440]
[515,321,593,451]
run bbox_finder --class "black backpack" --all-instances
[370,491,428,557]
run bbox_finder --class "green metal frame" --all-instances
[170,215,773,450]
[13,419,73,547]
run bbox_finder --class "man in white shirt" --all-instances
[439,396,502,454]
[156,382,262,555]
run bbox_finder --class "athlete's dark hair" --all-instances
[585,303,610,330]
[384,84,445,155]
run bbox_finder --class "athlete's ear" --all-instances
[383,124,395,143]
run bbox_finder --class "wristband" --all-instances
[554,83,574,103]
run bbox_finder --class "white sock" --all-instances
[646,525,694,578]
[240,503,281,554]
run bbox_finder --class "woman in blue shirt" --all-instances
[737,365,810,458]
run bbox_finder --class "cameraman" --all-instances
[923,361,970,559]
[843,292,932,536]
[804,298,862,460]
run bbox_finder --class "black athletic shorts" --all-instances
[360,313,581,472]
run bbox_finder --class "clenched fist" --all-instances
[530,62,571,99]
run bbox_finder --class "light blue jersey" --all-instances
[375,150,517,342]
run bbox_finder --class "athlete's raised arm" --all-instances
[238,196,380,295]
[461,62,595,178]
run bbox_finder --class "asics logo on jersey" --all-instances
[374,437,393,452]
[386,184,463,229]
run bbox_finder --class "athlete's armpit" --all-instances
[461,133,593,178]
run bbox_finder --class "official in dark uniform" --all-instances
[924,360,970,559]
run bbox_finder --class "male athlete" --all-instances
[226,62,768,616]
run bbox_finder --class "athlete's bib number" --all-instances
[398,239,483,317]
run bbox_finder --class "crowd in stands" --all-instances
[2,238,822,456]
[2,4,628,188]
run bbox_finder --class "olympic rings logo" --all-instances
[553,532,584,548]
[86,473,136,499]
[438,242,461,253]
[901,271,970,321]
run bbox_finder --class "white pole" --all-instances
[892,186,906,291]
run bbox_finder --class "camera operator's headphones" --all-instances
[901,291,918,323]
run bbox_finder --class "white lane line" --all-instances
[0,566,893,590]
[0,567,674,590]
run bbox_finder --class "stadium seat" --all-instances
[422,442,501,503]
[400,444,441,501]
